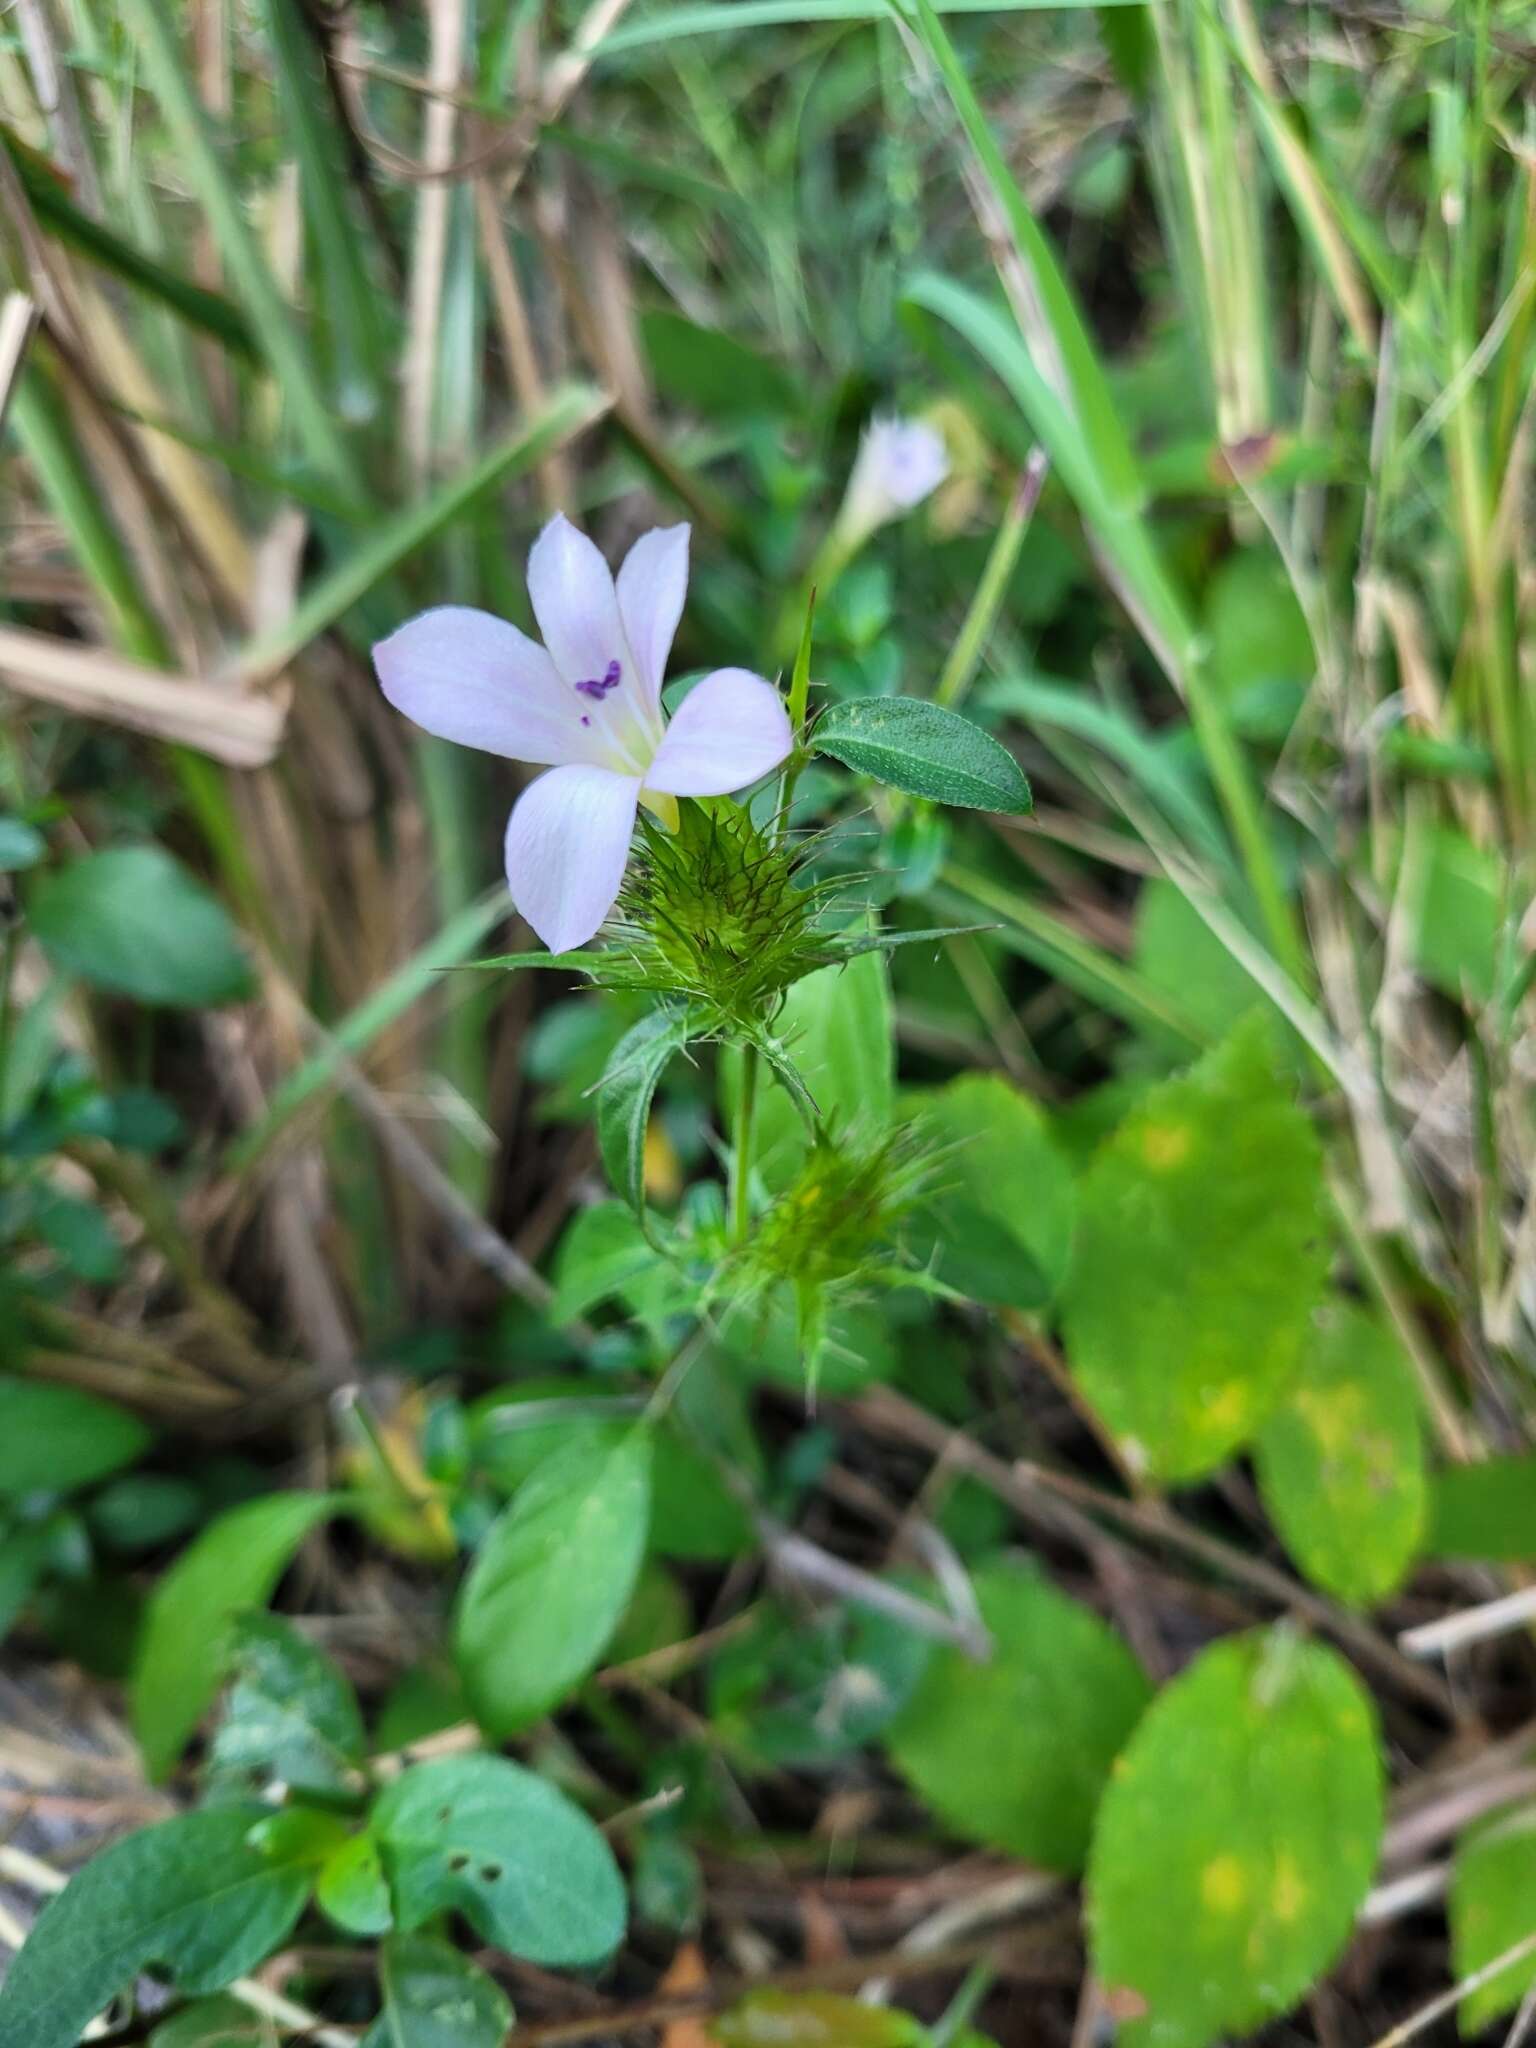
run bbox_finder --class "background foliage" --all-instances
[0,0,1533,2043]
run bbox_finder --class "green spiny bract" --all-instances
[603,803,845,1032]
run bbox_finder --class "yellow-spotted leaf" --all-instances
[1087,1630,1383,2048]
[1061,1016,1326,1482]
[1256,1304,1426,1606]
[886,1557,1151,1872]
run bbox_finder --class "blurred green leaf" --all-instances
[0,1377,150,1497]
[455,1428,652,1736]
[131,1492,337,1779]
[1061,1016,1326,1482]
[371,1754,625,1966]
[812,699,1033,814]
[886,1557,1150,1871]
[150,1995,265,2046]
[905,1073,1076,1308]
[209,1612,366,1796]
[1450,1810,1536,2033]
[29,847,252,1007]
[715,1992,925,2046]
[1428,1455,1536,1563]
[362,1932,512,2048]
[1255,1304,1426,1607]
[0,817,45,872]
[0,1807,311,2048]
[640,309,798,419]
[317,1831,392,1936]
[1088,1631,1383,2048]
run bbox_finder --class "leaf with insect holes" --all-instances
[886,1557,1150,1871]
[1060,1015,1326,1482]
[361,1931,512,2048]
[811,699,1032,813]
[370,1754,625,1967]
[454,1427,651,1736]
[1087,1629,1383,2048]
[0,1807,312,2048]
[597,1006,695,1218]
[1255,1303,1426,1607]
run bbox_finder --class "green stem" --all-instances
[730,1040,760,1243]
[934,452,1046,710]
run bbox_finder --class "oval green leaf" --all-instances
[371,1753,626,1967]
[28,845,253,1007]
[1255,1303,1426,1607]
[0,1376,151,1497]
[131,1492,337,1779]
[1087,1630,1384,2048]
[454,1426,652,1736]
[811,698,1033,813]
[1061,1015,1326,1482]
[885,1556,1151,1872]
[1450,1809,1536,2033]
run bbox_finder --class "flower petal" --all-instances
[503,764,641,952]
[645,668,793,796]
[373,606,594,766]
[526,513,632,690]
[616,524,689,706]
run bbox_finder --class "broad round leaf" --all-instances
[1256,1303,1426,1606]
[371,1754,625,1967]
[131,1492,337,1779]
[209,1612,366,1795]
[454,1426,651,1736]
[811,698,1033,813]
[1088,1630,1384,2048]
[0,1376,150,1497]
[29,846,253,1007]
[885,1557,1151,1871]
[0,1807,310,2048]
[1060,1016,1326,1482]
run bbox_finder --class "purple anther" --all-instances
[575,659,622,700]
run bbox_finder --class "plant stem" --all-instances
[730,1039,759,1243]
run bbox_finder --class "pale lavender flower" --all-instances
[837,414,950,547]
[373,517,792,952]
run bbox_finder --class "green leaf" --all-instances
[0,1522,53,1643]
[1404,823,1503,1006]
[370,1753,626,1966]
[1087,1630,1383,2048]
[715,1993,925,2046]
[318,1829,394,1936]
[811,698,1033,813]
[0,1376,151,1497]
[640,309,797,420]
[597,1008,694,1218]
[904,1073,1077,1309]
[131,1492,337,1779]
[885,1557,1151,1872]
[209,1612,366,1795]
[548,1200,660,1325]
[1060,1016,1326,1482]
[28,847,252,1007]
[1255,1304,1426,1607]
[362,1932,512,2048]
[1429,1456,1536,1562]
[1131,879,1266,1054]
[742,947,893,1191]
[150,1995,265,2046]
[0,1806,312,2048]
[455,1428,652,1736]
[1450,1810,1536,2033]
